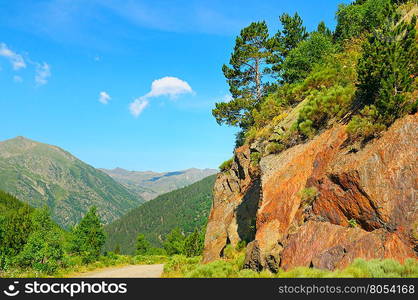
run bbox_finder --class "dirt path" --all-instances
[75,264,164,278]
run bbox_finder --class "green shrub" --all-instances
[334,258,418,278]
[15,209,65,274]
[348,219,358,228]
[252,93,287,128]
[250,152,261,166]
[133,255,168,265]
[186,259,239,278]
[183,229,205,257]
[277,266,329,278]
[346,105,386,142]
[235,240,247,252]
[162,252,418,278]
[219,158,233,172]
[282,32,337,83]
[162,255,202,278]
[299,187,319,207]
[265,142,285,155]
[163,228,185,256]
[135,234,152,255]
[297,84,356,138]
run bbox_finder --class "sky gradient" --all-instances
[0,0,348,172]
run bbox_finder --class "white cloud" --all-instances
[129,98,149,117]
[0,42,51,85]
[13,75,23,83]
[144,76,193,99]
[99,91,111,104]
[129,76,193,117]
[35,62,51,85]
[0,43,26,70]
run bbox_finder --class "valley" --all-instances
[101,167,216,201]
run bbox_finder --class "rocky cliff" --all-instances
[203,113,417,271]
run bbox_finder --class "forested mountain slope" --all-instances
[105,174,216,254]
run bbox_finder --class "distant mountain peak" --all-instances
[101,167,218,201]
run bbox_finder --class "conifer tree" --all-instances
[276,12,308,58]
[317,21,332,37]
[212,21,272,129]
[357,9,417,126]
[70,207,106,263]
[268,13,308,77]
[183,228,204,257]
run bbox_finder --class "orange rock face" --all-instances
[203,113,417,270]
[202,146,261,263]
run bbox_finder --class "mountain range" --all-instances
[0,136,143,227]
[0,136,217,231]
[101,167,217,201]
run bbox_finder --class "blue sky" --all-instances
[0,0,348,172]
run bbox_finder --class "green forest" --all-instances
[0,190,109,276]
[104,174,216,254]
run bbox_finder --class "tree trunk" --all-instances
[255,58,261,102]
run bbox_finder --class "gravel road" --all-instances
[76,264,164,278]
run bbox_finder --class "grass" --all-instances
[162,246,418,278]
[4,249,417,278]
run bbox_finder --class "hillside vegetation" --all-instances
[213,0,417,161]
[0,136,143,227]
[104,175,216,254]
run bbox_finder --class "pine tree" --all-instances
[183,228,205,257]
[357,9,417,126]
[70,207,106,263]
[212,21,273,129]
[317,21,332,37]
[276,12,308,58]
[268,13,308,78]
